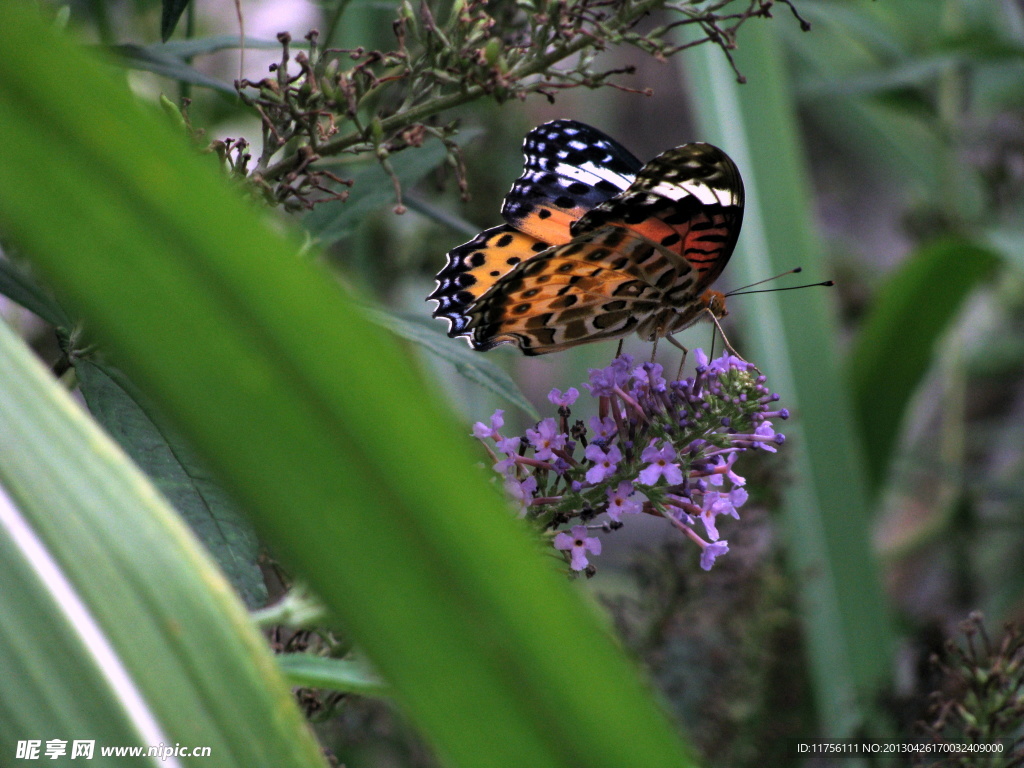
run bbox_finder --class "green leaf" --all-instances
[161,0,192,42]
[796,55,956,98]
[0,316,326,768]
[304,129,481,245]
[277,654,389,696]
[365,307,538,419]
[683,23,894,736]
[848,238,999,488]
[108,44,235,94]
[0,9,694,768]
[74,358,267,607]
[0,254,71,327]
[157,36,298,59]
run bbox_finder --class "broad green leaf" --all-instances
[365,307,538,419]
[0,9,694,768]
[683,23,894,736]
[305,129,481,245]
[161,0,192,42]
[277,655,389,696]
[108,44,235,94]
[848,238,999,487]
[74,358,267,607]
[0,316,326,768]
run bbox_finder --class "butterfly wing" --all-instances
[429,224,552,336]
[502,120,643,243]
[572,142,744,293]
[454,143,744,355]
[430,120,643,338]
[461,225,702,355]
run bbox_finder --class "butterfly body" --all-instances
[430,120,744,355]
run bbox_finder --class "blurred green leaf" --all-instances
[158,36,297,59]
[984,227,1024,271]
[0,316,326,768]
[848,238,999,488]
[365,307,538,419]
[161,0,191,42]
[277,654,389,696]
[74,358,267,607]
[0,255,70,327]
[783,4,944,191]
[0,8,694,768]
[305,129,480,245]
[108,44,234,94]
[797,55,955,98]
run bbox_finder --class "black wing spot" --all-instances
[554,294,578,308]
[496,233,514,248]
[661,233,681,247]
[531,242,550,252]
[506,256,522,265]
[470,252,486,267]
[538,209,552,220]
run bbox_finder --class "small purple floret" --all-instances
[584,443,622,484]
[526,418,567,460]
[701,541,729,571]
[554,525,602,571]
[638,440,684,486]
[548,387,579,407]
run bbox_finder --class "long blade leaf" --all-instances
[0,8,693,768]
[681,24,895,735]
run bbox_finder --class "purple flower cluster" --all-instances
[472,350,788,575]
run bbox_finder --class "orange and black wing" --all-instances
[430,120,642,338]
[455,142,745,354]
[571,142,744,294]
[460,225,702,355]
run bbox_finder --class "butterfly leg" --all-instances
[666,335,689,379]
[615,338,624,360]
[702,308,746,363]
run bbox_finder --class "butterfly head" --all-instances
[704,289,728,320]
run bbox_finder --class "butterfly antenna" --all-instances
[728,280,834,297]
[725,267,805,295]
[724,268,835,296]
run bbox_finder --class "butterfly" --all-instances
[429,120,744,355]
